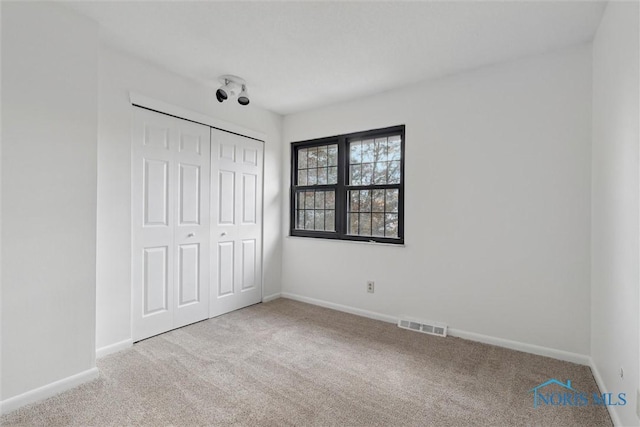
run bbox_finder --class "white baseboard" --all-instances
[589,358,622,427]
[281,292,398,324]
[96,339,133,359]
[280,292,590,366]
[447,328,590,366]
[262,293,281,303]
[0,367,99,416]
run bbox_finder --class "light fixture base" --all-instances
[218,74,247,86]
[218,75,246,87]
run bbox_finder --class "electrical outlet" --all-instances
[367,281,375,293]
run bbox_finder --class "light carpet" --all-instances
[1,298,612,426]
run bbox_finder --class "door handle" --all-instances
[187,233,195,238]
[221,232,227,237]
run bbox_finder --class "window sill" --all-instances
[286,235,405,248]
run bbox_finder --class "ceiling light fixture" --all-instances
[216,75,249,106]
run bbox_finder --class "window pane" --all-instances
[325,210,335,231]
[317,146,327,167]
[307,168,317,185]
[361,139,375,163]
[360,190,371,211]
[348,213,359,235]
[346,186,401,238]
[315,191,325,209]
[296,210,305,229]
[307,147,318,168]
[350,191,359,212]
[304,191,315,209]
[350,164,362,185]
[305,210,314,229]
[373,162,388,184]
[361,163,374,186]
[297,192,305,210]
[328,145,338,166]
[375,138,388,162]
[350,141,362,164]
[349,135,400,189]
[372,213,385,236]
[385,213,398,237]
[325,191,335,209]
[317,167,328,185]
[298,148,308,169]
[385,189,399,213]
[328,166,338,184]
[359,213,372,235]
[314,210,325,230]
[372,190,385,213]
[297,170,307,186]
[388,136,401,160]
[388,160,401,184]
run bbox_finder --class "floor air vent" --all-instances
[398,318,447,337]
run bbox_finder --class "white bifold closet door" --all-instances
[210,129,263,317]
[132,107,211,341]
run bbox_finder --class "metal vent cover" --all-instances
[398,317,447,337]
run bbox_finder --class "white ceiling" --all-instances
[62,1,606,115]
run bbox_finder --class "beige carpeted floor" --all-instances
[2,298,612,426]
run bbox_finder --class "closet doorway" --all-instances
[132,107,264,341]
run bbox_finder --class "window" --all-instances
[290,125,404,244]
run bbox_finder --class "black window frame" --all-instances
[290,125,405,244]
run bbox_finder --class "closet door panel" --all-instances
[210,129,263,317]
[132,107,210,340]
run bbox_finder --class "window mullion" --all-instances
[290,144,297,236]
[337,136,347,238]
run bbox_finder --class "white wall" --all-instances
[1,2,98,400]
[0,1,4,406]
[591,2,640,426]
[282,45,592,357]
[96,46,283,351]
